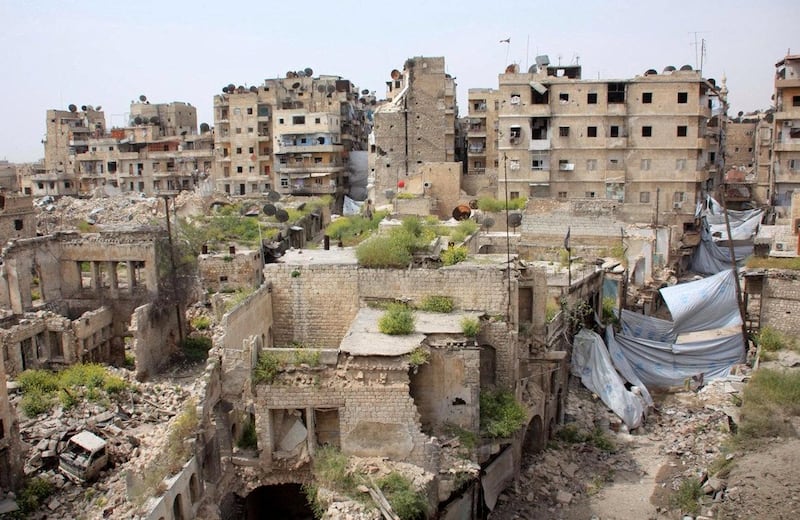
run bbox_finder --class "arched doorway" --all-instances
[524,415,544,454]
[172,493,184,520]
[245,484,314,519]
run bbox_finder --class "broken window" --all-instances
[14,219,23,231]
[793,95,800,107]
[531,89,548,104]
[247,107,253,115]
[530,118,548,139]
[607,82,625,103]
[642,92,653,104]
[587,126,597,137]
[559,126,569,137]
[789,128,800,139]
[610,126,620,138]
[642,126,652,137]
[677,125,688,137]
[587,92,597,104]
[639,192,650,203]
[78,261,92,289]
[677,92,688,104]
[585,191,596,198]
[236,147,242,155]
[270,409,308,456]
[510,93,521,105]
[559,92,569,102]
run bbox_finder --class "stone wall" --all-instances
[0,329,23,491]
[142,457,204,520]
[760,270,800,336]
[254,357,439,474]
[198,250,263,293]
[0,194,36,243]
[131,303,181,380]
[217,284,273,400]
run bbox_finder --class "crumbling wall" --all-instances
[130,303,180,380]
[198,250,263,293]
[216,284,273,400]
[142,457,204,520]
[0,334,23,491]
[761,270,800,336]
[254,358,439,474]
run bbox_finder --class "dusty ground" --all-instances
[492,352,800,520]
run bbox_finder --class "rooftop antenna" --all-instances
[690,31,710,72]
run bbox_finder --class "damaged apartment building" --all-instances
[0,227,186,381]
[211,71,373,203]
[157,230,605,519]
[35,99,213,197]
[370,57,460,210]
[466,57,725,231]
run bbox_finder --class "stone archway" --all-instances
[524,415,545,454]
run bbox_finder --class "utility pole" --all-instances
[720,189,748,352]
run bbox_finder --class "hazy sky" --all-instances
[1,0,797,162]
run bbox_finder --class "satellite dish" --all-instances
[507,212,523,229]
[482,217,495,230]
[275,209,289,223]
[317,85,326,93]
[505,64,518,74]
[326,85,335,93]
[390,69,401,80]
[680,64,693,71]
[81,105,88,111]
[528,65,537,74]
[134,116,143,125]
[222,86,229,93]
[68,104,77,112]
[200,122,210,133]
[227,83,235,92]
[262,203,276,216]
[361,89,370,95]
[297,70,306,78]
[644,69,658,76]
[304,67,313,77]
[249,86,258,93]
[286,71,297,78]
[139,95,147,102]
[266,190,281,202]
[468,199,479,210]
[95,106,102,111]
[452,205,472,221]
[663,65,676,72]
[292,82,301,89]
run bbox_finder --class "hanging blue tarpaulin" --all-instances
[690,196,761,275]
[660,269,743,333]
[609,269,746,389]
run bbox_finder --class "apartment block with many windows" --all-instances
[771,54,800,209]
[212,73,371,200]
[496,58,722,221]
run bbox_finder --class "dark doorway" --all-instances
[245,484,314,519]
[524,415,544,454]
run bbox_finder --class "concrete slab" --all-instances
[339,308,483,357]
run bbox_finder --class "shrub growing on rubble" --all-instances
[460,317,480,338]
[480,390,527,438]
[253,352,283,384]
[377,472,429,520]
[418,295,454,313]
[379,304,415,335]
[440,246,468,266]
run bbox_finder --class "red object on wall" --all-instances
[397,180,405,188]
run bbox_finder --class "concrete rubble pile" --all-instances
[491,368,750,519]
[4,367,202,519]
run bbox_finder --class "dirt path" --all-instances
[568,435,667,520]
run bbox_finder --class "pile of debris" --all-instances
[5,366,202,519]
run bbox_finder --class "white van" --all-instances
[58,431,109,483]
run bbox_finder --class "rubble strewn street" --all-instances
[2,364,205,519]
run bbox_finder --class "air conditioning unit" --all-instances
[775,242,785,251]
[423,181,432,189]
[785,121,793,126]
[673,202,683,209]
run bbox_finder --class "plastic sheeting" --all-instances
[690,196,761,275]
[660,269,743,333]
[342,195,363,216]
[572,329,645,429]
[612,269,746,389]
[611,328,744,389]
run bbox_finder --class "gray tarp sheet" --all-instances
[612,269,745,388]
[572,329,646,429]
[690,196,761,275]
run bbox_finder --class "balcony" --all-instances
[275,143,342,154]
[468,146,485,154]
[528,139,550,151]
[775,78,800,88]
[275,164,344,175]
[774,140,800,152]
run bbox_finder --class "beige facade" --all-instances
[372,57,458,204]
[41,107,106,195]
[771,54,800,209]
[42,101,211,197]
[0,161,18,192]
[464,88,501,196]
[754,117,774,205]
[212,74,371,201]
[0,193,35,243]
[495,60,722,226]
[0,331,23,491]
